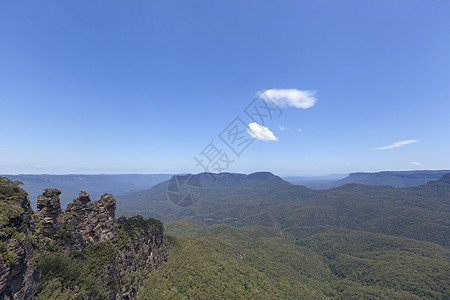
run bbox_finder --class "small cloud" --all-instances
[374,139,418,150]
[258,89,317,109]
[247,122,278,141]
[298,128,302,133]
[279,125,287,131]
[34,164,43,168]
[412,161,421,166]
[346,162,351,165]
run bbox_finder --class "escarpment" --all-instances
[0,177,168,299]
[0,178,40,300]
[114,216,168,299]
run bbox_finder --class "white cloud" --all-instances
[258,89,317,109]
[247,122,278,141]
[279,125,287,131]
[346,162,351,165]
[412,161,421,166]
[298,128,302,133]
[374,139,418,150]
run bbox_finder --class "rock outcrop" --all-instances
[0,178,40,300]
[36,189,63,237]
[1,178,168,300]
[115,216,168,299]
[64,191,116,252]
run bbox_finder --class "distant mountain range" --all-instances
[3,170,448,209]
[284,170,450,189]
[1,174,172,208]
[116,171,450,248]
[2,170,450,298]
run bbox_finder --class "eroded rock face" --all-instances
[115,216,168,299]
[64,191,116,252]
[2,184,167,300]
[36,189,63,237]
[0,183,40,300]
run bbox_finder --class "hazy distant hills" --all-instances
[285,170,450,189]
[282,173,347,189]
[147,173,449,298]
[1,174,172,208]
[4,170,446,208]
[116,171,450,248]
[3,171,449,298]
[116,172,306,220]
[7,170,447,298]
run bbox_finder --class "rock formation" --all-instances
[0,178,40,300]
[36,189,63,237]
[64,191,116,252]
[1,178,168,299]
[115,216,168,299]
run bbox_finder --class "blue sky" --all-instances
[1,0,449,175]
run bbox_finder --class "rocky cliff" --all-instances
[0,177,168,299]
[114,216,167,299]
[36,189,63,237]
[63,191,116,253]
[0,178,39,300]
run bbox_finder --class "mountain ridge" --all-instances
[116,171,450,248]
[286,170,450,189]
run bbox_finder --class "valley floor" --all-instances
[138,220,450,299]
